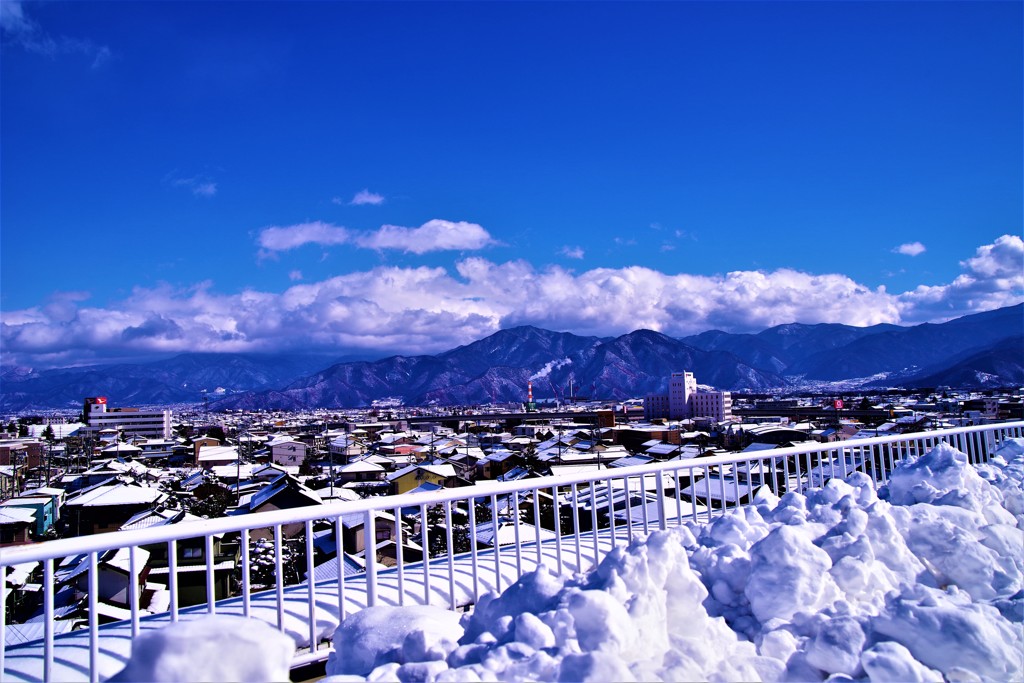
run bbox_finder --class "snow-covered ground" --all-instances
[113,439,1024,682]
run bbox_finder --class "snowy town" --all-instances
[1,376,1022,681]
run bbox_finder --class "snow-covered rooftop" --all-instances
[64,483,166,508]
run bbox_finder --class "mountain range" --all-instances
[1,304,1020,412]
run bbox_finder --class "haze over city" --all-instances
[1,1,1021,370]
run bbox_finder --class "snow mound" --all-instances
[109,615,295,682]
[977,437,1024,525]
[326,605,464,676]
[321,441,1024,682]
[885,442,1015,526]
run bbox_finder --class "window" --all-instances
[182,546,203,560]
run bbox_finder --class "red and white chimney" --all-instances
[528,381,533,403]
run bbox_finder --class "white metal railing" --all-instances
[2,421,1022,682]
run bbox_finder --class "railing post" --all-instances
[88,552,99,683]
[274,525,284,630]
[533,489,542,565]
[365,510,378,607]
[241,528,251,618]
[43,558,53,682]
[129,546,140,637]
[468,498,479,603]
[205,534,216,615]
[392,506,403,608]
[1,564,6,681]
[551,486,562,574]
[589,481,600,566]
[444,501,455,610]
[571,482,583,569]
[605,477,616,543]
[512,491,523,578]
[420,504,430,605]
[305,519,316,653]
[641,474,651,534]
[655,471,666,532]
[673,465,683,526]
[168,540,179,623]
[491,494,502,591]
[334,516,346,617]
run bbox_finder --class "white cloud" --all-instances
[350,189,385,206]
[560,246,585,259]
[1,1,32,35]
[893,242,926,257]
[168,174,217,198]
[897,234,1024,324]
[288,270,303,281]
[1,0,111,68]
[256,219,496,256]
[354,219,497,254]
[3,235,1021,368]
[192,182,217,198]
[258,221,351,251]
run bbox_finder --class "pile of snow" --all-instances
[321,439,1024,682]
[110,615,295,682]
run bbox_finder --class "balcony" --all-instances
[2,421,1021,682]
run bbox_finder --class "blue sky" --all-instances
[2,1,1021,368]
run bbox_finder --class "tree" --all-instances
[189,480,234,519]
[41,424,55,442]
[240,530,308,590]
[299,453,322,476]
[203,426,227,443]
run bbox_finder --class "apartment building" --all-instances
[82,397,172,440]
[644,371,732,422]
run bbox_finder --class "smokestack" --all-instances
[528,381,533,403]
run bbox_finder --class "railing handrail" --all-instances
[2,420,1020,567]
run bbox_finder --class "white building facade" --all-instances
[82,397,172,440]
[689,389,733,422]
[644,372,732,422]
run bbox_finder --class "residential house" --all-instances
[338,510,399,556]
[63,481,168,536]
[0,495,57,538]
[196,445,239,471]
[0,507,35,546]
[134,439,177,463]
[1,465,20,499]
[191,436,221,465]
[328,435,365,464]
[55,547,151,624]
[122,508,238,607]
[335,460,386,484]
[99,442,143,460]
[386,463,458,495]
[269,436,308,467]
[231,473,323,539]
[475,450,523,480]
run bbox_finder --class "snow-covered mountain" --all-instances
[2,304,1021,412]
[210,327,784,410]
